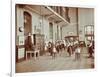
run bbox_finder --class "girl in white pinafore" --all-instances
[75,45,81,61]
[52,46,57,59]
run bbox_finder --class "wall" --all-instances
[78,8,94,41]
[53,22,57,43]
[43,17,50,42]
[62,8,77,39]
[16,6,89,59]
[23,7,59,43]
[16,6,24,45]
[16,5,60,59]
[61,7,94,42]
[16,6,25,59]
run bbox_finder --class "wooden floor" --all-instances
[16,47,94,73]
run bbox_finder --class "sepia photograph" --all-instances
[15,4,94,73]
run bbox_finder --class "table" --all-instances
[26,50,40,60]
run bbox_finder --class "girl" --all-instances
[52,45,57,59]
[75,44,81,61]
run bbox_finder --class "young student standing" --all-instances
[75,44,81,61]
[52,45,57,59]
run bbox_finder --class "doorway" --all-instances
[24,11,32,59]
[24,11,32,35]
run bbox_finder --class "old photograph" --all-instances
[15,4,94,73]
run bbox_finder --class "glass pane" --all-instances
[87,36,91,40]
[85,25,94,35]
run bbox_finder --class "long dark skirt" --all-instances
[88,47,93,57]
[67,46,72,56]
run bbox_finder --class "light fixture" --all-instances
[19,26,24,32]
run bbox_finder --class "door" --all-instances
[24,11,32,35]
[24,11,32,58]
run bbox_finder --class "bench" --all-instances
[26,50,40,60]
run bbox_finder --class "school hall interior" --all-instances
[15,4,94,73]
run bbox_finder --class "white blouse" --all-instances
[75,48,81,53]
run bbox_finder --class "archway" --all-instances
[24,11,32,59]
[24,11,32,35]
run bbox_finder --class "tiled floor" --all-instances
[16,47,94,73]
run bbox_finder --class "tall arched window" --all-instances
[85,25,94,41]
[49,22,53,40]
